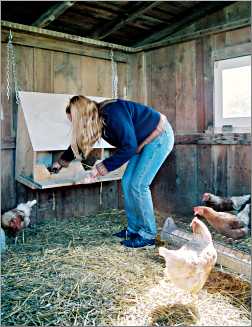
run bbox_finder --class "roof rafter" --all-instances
[134,1,235,47]
[32,1,76,28]
[91,1,161,40]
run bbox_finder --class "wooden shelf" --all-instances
[17,174,122,189]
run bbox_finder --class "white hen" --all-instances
[1,200,37,243]
[159,217,217,295]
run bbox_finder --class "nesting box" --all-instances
[15,91,126,189]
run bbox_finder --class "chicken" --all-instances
[202,193,250,212]
[1,200,37,243]
[193,206,249,239]
[237,203,251,228]
[159,217,217,296]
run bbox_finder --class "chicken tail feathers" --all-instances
[27,200,37,208]
[160,217,178,240]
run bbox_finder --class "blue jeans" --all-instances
[121,121,174,239]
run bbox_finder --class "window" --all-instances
[214,55,251,132]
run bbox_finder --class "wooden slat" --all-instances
[141,14,165,25]
[175,41,197,133]
[17,173,123,190]
[117,62,127,98]
[212,42,251,61]
[3,45,34,211]
[14,45,34,133]
[15,107,34,179]
[139,18,250,52]
[175,145,198,214]
[101,181,119,211]
[1,21,134,53]
[80,56,112,97]
[80,55,128,99]
[127,52,145,103]
[224,5,251,46]
[213,30,226,49]
[1,44,13,138]
[16,175,41,190]
[53,51,82,94]
[196,38,205,132]
[143,52,152,105]
[1,30,128,63]
[32,1,75,28]
[175,133,251,145]
[70,2,119,20]
[14,45,34,184]
[152,149,177,215]
[1,150,16,211]
[227,145,251,196]
[150,45,176,129]
[91,1,161,40]
[9,132,250,148]
[203,35,214,130]
[134,2,235,46]
[1,136,16,149]
[212,145,228,196]
[34,48,53,92]
[197,145,213,201]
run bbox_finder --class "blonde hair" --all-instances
[67,95,104,159]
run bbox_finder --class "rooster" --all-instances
[1,200,37,244]
[159,217,217,297]
[193,206,249,239]
[202,193,250,212]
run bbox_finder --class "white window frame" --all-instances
[214,55,251,133]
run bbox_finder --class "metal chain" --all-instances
[6,30,20,104]
[6,34,11,101]
[110,49,118,99]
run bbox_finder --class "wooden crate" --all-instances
[16,91,126,189]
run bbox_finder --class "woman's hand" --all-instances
[80,167,99,184]
[49,161,62,174]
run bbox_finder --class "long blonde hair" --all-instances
[67,95,104,159]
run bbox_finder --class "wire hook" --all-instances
[8,30,13,42]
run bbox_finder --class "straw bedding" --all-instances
[1,209,251,326]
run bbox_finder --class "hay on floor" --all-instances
[1,209,251,326]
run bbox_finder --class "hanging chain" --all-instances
[110,49,118,99]
[6,30,20,105]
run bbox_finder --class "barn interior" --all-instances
[1,1,251,326]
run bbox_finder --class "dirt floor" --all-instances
[1,209,251,326]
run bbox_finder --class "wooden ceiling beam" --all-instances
[32,1,76,28]
[134,2,235,47]
[91,1,161,40]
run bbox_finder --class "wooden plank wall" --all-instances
[1,32,127,219]
[129,26,251,216]
[1,16,251,221]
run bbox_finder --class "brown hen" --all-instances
[193,206,249,239]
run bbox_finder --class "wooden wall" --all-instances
[128,26,251,216]
[1,3,251,220]
[1,31,127,219]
